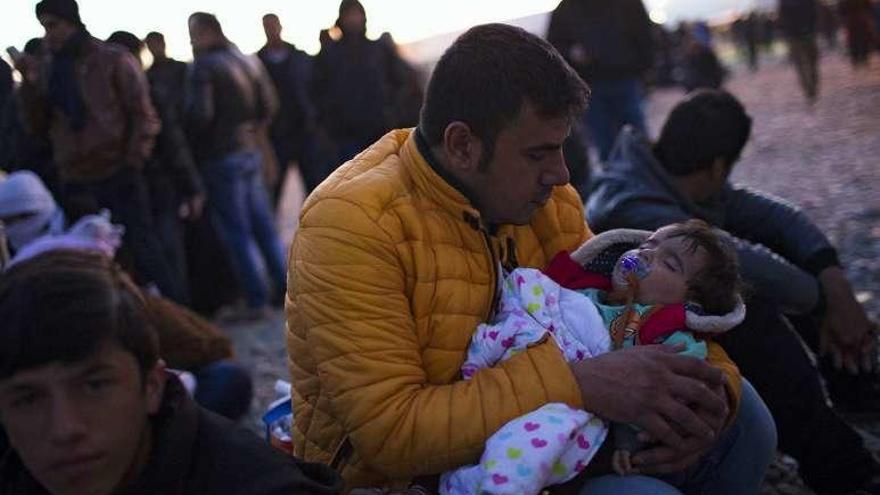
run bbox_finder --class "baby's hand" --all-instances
[612,449,637,476]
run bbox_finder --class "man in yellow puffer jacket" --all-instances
[287,23,776,494]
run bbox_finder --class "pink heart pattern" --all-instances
[492,473,508,485]
[524,422,540,432]
[577,434,590,450]
[531,438,548,448]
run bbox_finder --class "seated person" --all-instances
[0,170,251,421]
[0,250,342,494]
[587,89,880,493]
[442,220,746,494]
[288,24,776,494]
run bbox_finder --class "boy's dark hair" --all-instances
[144,31,164,43]
[667,219,743,315]
[419,23,590,170]
[188,12,224,37]
[654,89,753,176]
[0,251,159,381]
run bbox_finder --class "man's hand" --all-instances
[630,380,729,474]
[13,54,40,84]
[178,194,205,220]
[819,266,877,374]
[570,345,727,453]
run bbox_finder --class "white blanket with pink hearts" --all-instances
[440,268,610,495]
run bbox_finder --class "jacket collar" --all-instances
[406,129,486,231]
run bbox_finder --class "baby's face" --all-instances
[614,226,709,306]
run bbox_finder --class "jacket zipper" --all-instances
[480,229,500,322]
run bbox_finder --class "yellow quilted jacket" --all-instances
[286,129,741,490]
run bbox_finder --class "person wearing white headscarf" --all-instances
[0,170,67,252]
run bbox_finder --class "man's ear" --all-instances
[144,359,167,415]
[442,122,483,175]
[709,157,730,182]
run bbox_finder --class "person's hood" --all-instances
[586,126,724,232]
[0,171,66,251]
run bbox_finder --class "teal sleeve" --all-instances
[663,331,707,359]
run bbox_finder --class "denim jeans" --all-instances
[584,77,648,162]
[203,150,287,308]
[579,380,777,495]
[193,360,254,422]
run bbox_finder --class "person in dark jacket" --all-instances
[144,31,188,115]
[587,90,880,495]
[312,0,408,169]
[258,13,320,198]
[778,0,821,103]
[107,30,205,306]
[186,12,286,318]
[0,250,342,495]
[18,0,182,305]
[1,39,57,196]
[547,0,654,162]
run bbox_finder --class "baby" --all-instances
[440,219,745,495]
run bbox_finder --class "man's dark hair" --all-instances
[189,12,224,37]
[0,251,159,380]
[144,31,164,43]
[654,89,753,176]
[419,23,590,170]
[263,13,279,22]
[666,219,743,315]
[35,0,84,28]
[106,31,144,59]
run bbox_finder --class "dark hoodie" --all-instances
[587,126,838,315]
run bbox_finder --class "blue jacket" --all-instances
[587,127,838,314]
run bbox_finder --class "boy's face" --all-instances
[624,226,709,306]
[0,342,164,495]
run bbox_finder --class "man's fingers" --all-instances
[670,378,727,418]
[658,397,715,440]
[637,414,685,449]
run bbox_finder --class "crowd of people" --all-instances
[0,0,423,321]
[2,0,880,494]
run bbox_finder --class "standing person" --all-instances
[287,23,776,493]
[144,31,188,114]
[185,12,286,319]
[144,30,239,317]
[778,0,821,103]
[0,250,343,495]
[3,39,57,197]
[257,13,320,198]
[107,31,204,305]
[587,90,880,495]
[311,0,408,170]
[17,0,183,303]
[839,0,877,66]
[547,0,654,162]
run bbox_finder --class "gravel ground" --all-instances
[223,49,880,493]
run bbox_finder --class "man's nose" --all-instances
[47,396,89,445]
[542,154,570,186]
